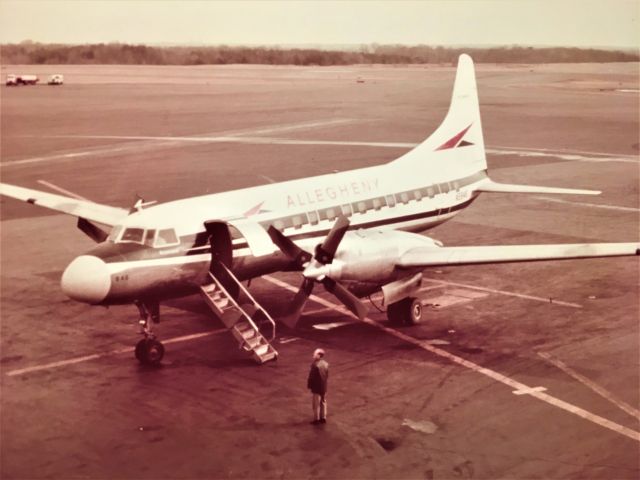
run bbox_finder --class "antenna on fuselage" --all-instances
[129,193,157,214]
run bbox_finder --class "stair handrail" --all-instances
[217,263,277,342]
[206,272,265,349]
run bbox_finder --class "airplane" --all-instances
[1,54,638,366]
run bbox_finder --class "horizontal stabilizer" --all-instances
[398,243,639,268]
[476,179,600,196]
[0,183,128,226]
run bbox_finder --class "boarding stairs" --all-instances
[200,261,278,364]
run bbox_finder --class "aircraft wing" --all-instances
[397,243,639,268]
[0,183,129,226]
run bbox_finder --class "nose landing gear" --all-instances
[134,301,165,366]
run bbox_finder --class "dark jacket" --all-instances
[307,359,329,395]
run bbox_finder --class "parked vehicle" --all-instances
[6,74,39,86]
[47,74,64,85]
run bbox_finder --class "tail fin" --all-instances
[391,54,601,197]
[392,54,487,177]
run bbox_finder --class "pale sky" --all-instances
[0,0,638,49]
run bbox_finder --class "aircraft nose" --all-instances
[61,255,111,304]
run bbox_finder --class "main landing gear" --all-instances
[134,301,165,366]
[387,297,423,326]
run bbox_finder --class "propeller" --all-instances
[268,217,367,327]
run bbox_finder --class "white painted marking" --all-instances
[278,337,300,344]
[0,119,356,167]
[302,306,337,316]
[5,329,226,377]
[427,288,489,309]
[513,386,548,395]
[538,352,640,422]
[486,147,638,164]
[37,180,89,201]
[312,321,354,331]
[225,119,356,137]
[418,284,447,292]
[263,275,639,442]
[488,145,638,160]
[258,174,277,184]
[533,196,640,213]
[264,276,356,318]
[423,279,583,309]
[1,146,134,167]
[5,131,636,167]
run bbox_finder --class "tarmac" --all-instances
[1,62,639,479]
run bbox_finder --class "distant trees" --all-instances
[1,42,637,65]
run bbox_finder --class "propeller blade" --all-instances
[281,278,315,328]
[322,277,368,321]
[267,225,312,268]
[315,216,350,264]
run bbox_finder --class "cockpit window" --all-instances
[155,228,179,247]
[120,227,145,244]
[144,229,156,247]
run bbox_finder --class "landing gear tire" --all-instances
[135,338,165,366]
[387,297,423,326]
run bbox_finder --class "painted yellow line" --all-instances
[263,275,640,443]
[5,329,226,377]
[538,351,640,422]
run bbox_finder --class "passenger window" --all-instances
[121,227,144,244]
[386,195,396,207]
[427,186,435,198]
[155,228,179,247]
[414,190,422,201]
[280,217,293,230]
[308,211,319,225]
[292,215,304,229]
[326,208,337,221]
[400,192,409,204]
[373,198,383,210]
[357,201,367,213]
[144,229,156,246]
[274,219,285,231]
[341,204,352,217]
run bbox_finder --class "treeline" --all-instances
[2,42,638,65]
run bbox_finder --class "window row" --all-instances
[264,180,465,232]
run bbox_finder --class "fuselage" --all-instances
[61,156,487,305]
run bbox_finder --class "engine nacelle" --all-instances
[315,229,442,283]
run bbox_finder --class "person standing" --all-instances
[307,348,329,425]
